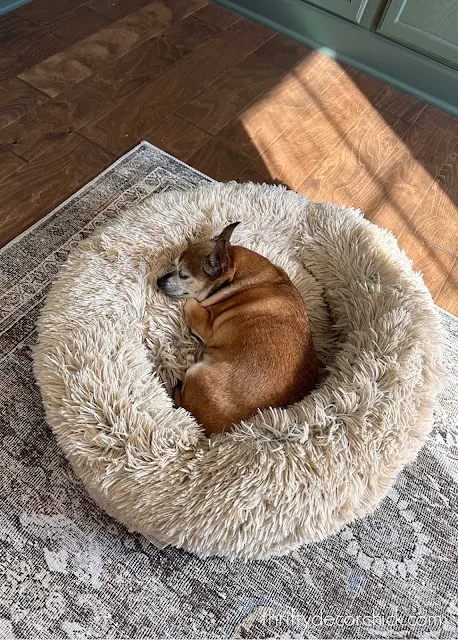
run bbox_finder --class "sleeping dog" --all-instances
[157,223,317,436]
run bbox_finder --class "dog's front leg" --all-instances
[184,298,213,343]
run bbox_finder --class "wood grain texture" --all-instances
[81,107,211,159]
[80,19,274,148]
[0,15,217,160]
[0,78,48,129]
[144,114,211,160]
[299,109,410,205]
[0,13,35,44]
[185,135,252,180]
[80,103,169,154]
[0,30,63,82]
[425,104,458,137]
[0,144,25,181]
[249,69,385,189]
[18,0,208,97]
[176,36,300,134]
[396,230,455,299]
[1,6,458,314]
[218,51,346,160]
[40,7,113,47]
[176,86,248,136]
[193,3,242,30]
[100,13,218,81]
[85,0,153,20]
[355,106,458,236]
[129,19,274,110]
[236,168,267,183]
[0,134,114,247]
[372,85,426,124]
[0,7,108,67]
[15,0,87,24]
[246,33,309,70]
[0,105,75,161]
[406,144,458,255]
[436,261,458,316]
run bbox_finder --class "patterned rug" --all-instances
[1,142,457,639]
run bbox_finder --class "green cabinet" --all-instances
[301,0,369,23]
[218,0,458,117]
[378,0,458,68]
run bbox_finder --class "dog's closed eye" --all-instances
[178,271,189,280]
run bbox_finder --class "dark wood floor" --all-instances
[1,0,458,315]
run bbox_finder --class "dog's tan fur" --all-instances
[158,224,318,436]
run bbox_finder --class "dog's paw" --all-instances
[183,298,201,325]
[183,297,199,315]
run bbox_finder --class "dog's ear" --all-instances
[214,222,241,244]
[204,238,232,278]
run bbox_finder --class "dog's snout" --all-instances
[157,273,171,290]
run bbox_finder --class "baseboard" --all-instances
[215,0,458,119]
[0,0,32,15]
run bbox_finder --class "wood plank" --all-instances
[0,78,48,129]
[40,7,113,47]
[80,102,169,155]
[18,0,208,97]
[249,68,385,189]
[245,33,310,70]
[0,8,105,67]
[97,13,218,82]
[84,0,153,20]
[0,134,114,248]
[0,13,35,44]
[130,18,274,109]
[144,114,211,161]
[236,168,267,183]
[436,261,458,316]
[0,30,63,82]
[193,3,242,30]
[396,230,455,299]
[0,145,26,182]
[176,45,291,135]
[372,85,426,124]
[176,35,306,135]
[0,106,76,161]
[80,19,274,150]
[299,109,410,205]
[177,86,248,136]
[78,109,211,161]
[185,135,252,180]
[422,104,458,137]
[355,106,458,237]
[14,0,87,25]
[0,15,218,160]
[218,51,346,160]
[406,144,458,255]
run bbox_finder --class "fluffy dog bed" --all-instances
[34,182,443,559]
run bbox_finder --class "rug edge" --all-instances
[0,142,213,257]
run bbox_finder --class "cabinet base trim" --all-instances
[216,0,458,118]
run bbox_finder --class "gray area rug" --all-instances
[0,142,457,639]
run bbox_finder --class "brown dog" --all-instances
[157,223,318,436]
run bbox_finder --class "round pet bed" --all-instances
[34,182,443,559]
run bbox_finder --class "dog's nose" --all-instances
[157,273,170,290]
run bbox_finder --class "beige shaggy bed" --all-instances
[33,182,443,559]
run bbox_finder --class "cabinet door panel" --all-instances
[378,0,458,67]
[301,0,370,23]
